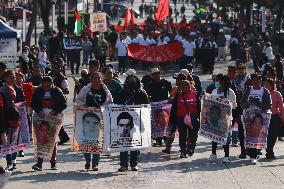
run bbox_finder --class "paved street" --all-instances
[1,58,284,189]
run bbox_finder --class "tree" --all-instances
[38,0,52,31]
[26,0,37,46]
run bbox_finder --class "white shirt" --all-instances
[116,39,127,56]
[183,40,196,57]
[38,51,47,68]
[263,47,274,60]
[139,38,148,46]
[248,88,264,102]
[212,88,237,109]
[175,34,183,42]
[157,40,167,46]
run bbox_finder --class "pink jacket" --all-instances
[270,90,284,121]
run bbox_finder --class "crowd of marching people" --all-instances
[0,2,283,183]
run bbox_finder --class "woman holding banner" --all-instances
[169,77,199,158]
[114,75,149,172]
[0,70,20,171]
[263,79,284,159]
[31,76,67,171]
[207,74,236,163]
[75,72,113,171]
[241,74,272,165]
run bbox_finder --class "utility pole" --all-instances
[52,0,56,30]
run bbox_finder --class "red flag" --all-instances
[74,10,81,20]
[131,11,135,27]
[124,6,131,29]
[155,0,169,26]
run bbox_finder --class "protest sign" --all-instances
[101,104,151,153]
[242,107,271,149]
[33,114,63,159]
[199,94,232,144]
[90,12,107,32]
[127,42,183,62]
[0,102,31,155]
[63,37,82,49]
[151,101,171,139]
[72,106,104,153]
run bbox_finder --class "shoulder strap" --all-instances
[182,93,190,115]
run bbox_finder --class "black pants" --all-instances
[70,59,80,74]
[247,148,258,159]
[118,56,127,73]
[58,127,70,142]
[98,55,106,68]
[212,135,231,157]
[177,115,200,154]
[266,114,281,156]
[237,111,246,155]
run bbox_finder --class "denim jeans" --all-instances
[232,131,239,144]
[84,153,100,166]
[120,150,138,168]
[6,152,17,166]
[82,51,89,66]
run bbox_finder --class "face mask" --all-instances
[215,81,221,89]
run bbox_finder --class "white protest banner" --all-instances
[72,106,104,153]
[90,12,107,32]
[101,104,151,153]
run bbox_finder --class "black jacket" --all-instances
[31,86,67,114]
[114,88,149,105]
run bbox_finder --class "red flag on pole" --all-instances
[155,0,169,26]
[124,6,131,29]
[131,10,135,27]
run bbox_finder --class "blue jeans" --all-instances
[120,150,138,168]
[6,152,17,166]
[84,153,100,166]
[82,51,89,66]
[232,131,239,144]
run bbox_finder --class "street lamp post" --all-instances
[64,0,68,30]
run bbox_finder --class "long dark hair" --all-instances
[216,73,231,97]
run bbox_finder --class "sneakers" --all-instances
[187,149,194,157]
[250,158,258,165]
[18,151,25,157]
[5,165,13,172]
[162,149,171,154]
[92,166,98,171]
[32,164,42,171]
[12,163,16,170]
[118,167,128,172]
[85,163,90,170]
[222,157,231,163]
[239,154,247,159]
[180,153,188,159]
[208,154,217,161]
[130,166,138,171]
[51,163,57,170]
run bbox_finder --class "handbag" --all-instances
[182,94,193,128]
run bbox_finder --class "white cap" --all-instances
[123,68,136,76]
[179,69,190,76]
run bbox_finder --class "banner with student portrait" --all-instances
[242,107,271,149]
[101,104,151,153]
[72,106,104,154]
[151,101,172,139]
[90,12,107,32]
[0,102,31,156]
[33,113,63,159]
[199,94,232,144]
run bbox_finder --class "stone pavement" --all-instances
[2,59,284,189]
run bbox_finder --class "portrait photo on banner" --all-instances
[151,101,171,139]
[0,102,30,156]
[33,114,63,159]
[242,107,271,149]
[200,95,232,144]
[72,106,104,153]
[102,105,151,153]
